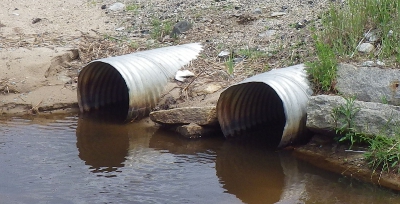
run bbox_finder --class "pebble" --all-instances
[376,60,385,66]
[259,30,277,38]
[218,50,230,58]
[115,27,125,31]
[361,61,375,67]
[270,12,286,17]
[109,2,125,12]
[253,8,262,14]
[358,43,374,53]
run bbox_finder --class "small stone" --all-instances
[101,5,106,9]
[115,27,125,31]
[376,60,385,66]
[108,2,125,11]
[170,20,192,37]
[387,30,394,37]
[218,50,231,58]
[259,30,277,38]
[365,30,379,42]
[175,123,207,139]
[270,12,286,17]
[361,61,375,67]
[253,8,262,14]
[32,18,42,24]
[358,43,374,53]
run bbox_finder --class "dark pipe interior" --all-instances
[79,62,130,122]
[217,82,286,148]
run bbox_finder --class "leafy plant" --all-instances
[331,96,366,148]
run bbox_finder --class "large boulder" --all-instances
[307,95,400,137]
[336,63,400,105]
[149,106,218,126]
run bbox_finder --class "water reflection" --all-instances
[216,142,285,204]
[76,118,129,174]
[73,117,400,204]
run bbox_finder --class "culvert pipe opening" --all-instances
[216,64,313,148]
[78,61,129,120]
[217,83,286,148]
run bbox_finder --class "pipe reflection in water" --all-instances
[216,143,283,204]
[76,118,130,174]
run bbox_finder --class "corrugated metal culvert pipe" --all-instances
[217,64,313,148]
[78,43,202,121]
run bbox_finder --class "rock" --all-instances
[192,83,222,96]
[376,60,385,66]
[218,50,230,58]
[150,106,218,126]
[361,61,375,67]
[358,43,374,53]
[101,5,106,9]
[307,95,400,137]
[336,63,400,105]
[175,123,215,139]
[253,8,262,14]
[32,18,41,24]
[109,2,125,11]
[270,12,286,17]
[115,27,125,31]
[170,20,192,37]
[365,30,379,42]
[259,30,277,39]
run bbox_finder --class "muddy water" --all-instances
[0,115,400,204]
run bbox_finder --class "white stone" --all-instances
[109,2,125,11]
[270,12,286,17]
[361,61,375,67]
[358,43,374,53]
[376,60,385,66]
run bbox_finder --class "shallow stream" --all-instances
[0,115,399,204]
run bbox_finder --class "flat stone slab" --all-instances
[307,95,400,137]
[149,106,218,126]
[336,63,400,105]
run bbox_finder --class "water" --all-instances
[0,115,399,204]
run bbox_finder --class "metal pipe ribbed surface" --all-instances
[78,43,203,121]
[216,64,313,148]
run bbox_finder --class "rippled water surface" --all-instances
[0,115,400,204]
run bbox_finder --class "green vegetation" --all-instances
[305,38,338,93]
[237,48,267,60]
[332,96,366,148]
[332,96,400,173]
[126,4,139,12]
[307,0,399,93]
[150,18,174,40]
[320,0,399,60]
[225,57,235,75]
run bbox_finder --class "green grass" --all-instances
[307,0,399,93]
[319,0,399,62]
[332,96,400,173]
[126,4,139,12]
[305,37,338,93]
[237,48,267,60]
[150,18,174,40]
[225,57,234,75]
